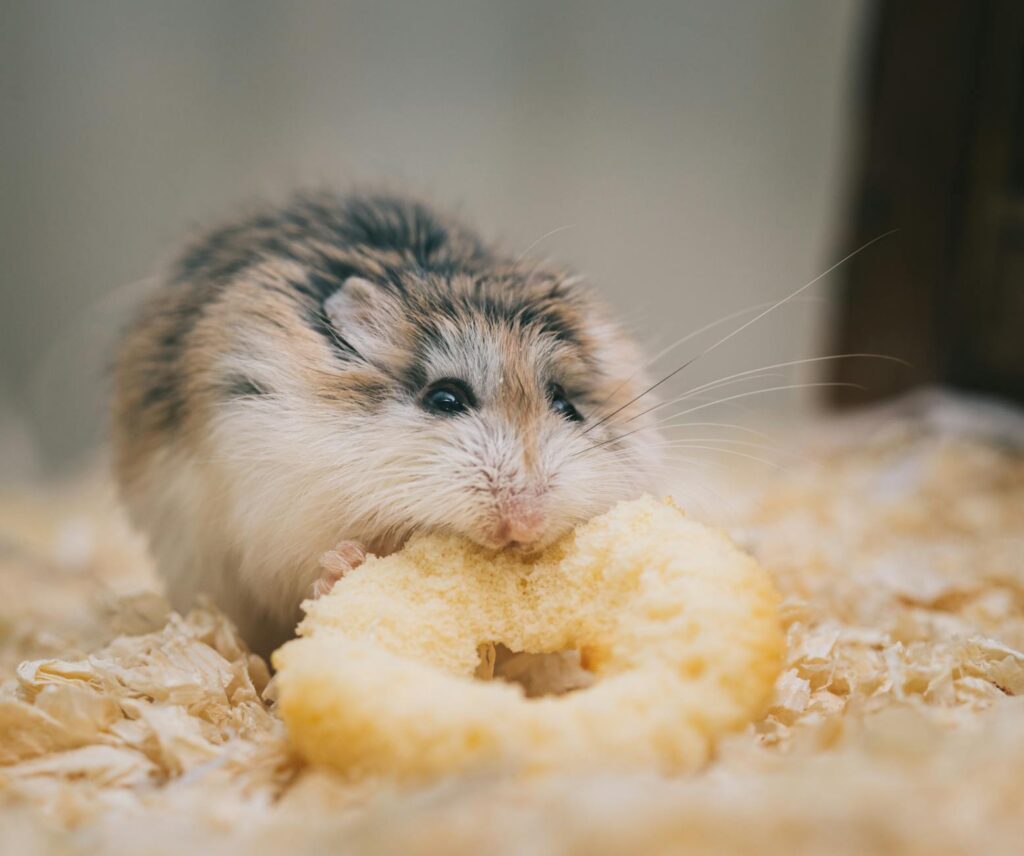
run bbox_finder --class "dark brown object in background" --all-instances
[830,0,1024,407]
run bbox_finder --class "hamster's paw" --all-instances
[311,541,366,599]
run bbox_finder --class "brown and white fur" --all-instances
[113,191,662,657]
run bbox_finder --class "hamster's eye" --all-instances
[548,384,584,423]
[421,379,475,416]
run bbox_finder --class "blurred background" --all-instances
[1,0,1021,482]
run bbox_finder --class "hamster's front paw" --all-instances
[311,540,366,598]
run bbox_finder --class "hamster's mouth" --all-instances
[465,523,571,556]
[496,540,547,558]
[465,534,544,556]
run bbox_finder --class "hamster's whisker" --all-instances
[648,420,777,441]
[658,444,789,470]
[583,230,898,435]
[638,380,863,428]
[580,375,783,443]
[624,353,906,427]
[575,381,863,457]
[643,301,814,368]
[648,371,787,417]
[646,436,790,453]
[625,387,784,433]
[612,451,719,472]
[594,296,826,414]
[696,381,865,422]
[649,437,802,465]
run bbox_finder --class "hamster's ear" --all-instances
[323,276,397,360]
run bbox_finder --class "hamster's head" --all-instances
[201,265,663,555]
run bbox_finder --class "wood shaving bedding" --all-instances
[1,391,1022,855]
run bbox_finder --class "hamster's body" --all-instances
[114,192,661,657]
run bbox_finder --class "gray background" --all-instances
[1,0,866,479]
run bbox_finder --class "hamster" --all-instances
[113,191,662,657]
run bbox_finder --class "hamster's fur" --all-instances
[113,191,662,656]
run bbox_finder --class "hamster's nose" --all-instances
[489,500,546,548]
